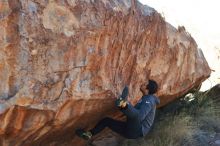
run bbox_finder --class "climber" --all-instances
[76,79,160,140]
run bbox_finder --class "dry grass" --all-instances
[120,88,220,146]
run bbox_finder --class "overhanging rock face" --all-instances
[0,0,211,145]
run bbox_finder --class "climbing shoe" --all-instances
[115,98,127,108]
[75,129,92,140]
[120,86,129,100]
[115,86,129,108]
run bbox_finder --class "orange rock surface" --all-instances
[0,0,210,145]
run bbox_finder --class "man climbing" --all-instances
[76,79,160,140]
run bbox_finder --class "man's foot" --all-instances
[75,129,92,140]
[120,86,129,100]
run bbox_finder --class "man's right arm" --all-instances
[121,101,152,120]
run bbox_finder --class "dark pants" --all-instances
[90,117,142,139]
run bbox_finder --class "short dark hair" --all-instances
[147,80,158,94]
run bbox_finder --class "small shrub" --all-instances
[121,88,220,146]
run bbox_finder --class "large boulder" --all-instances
[0,0,210,145]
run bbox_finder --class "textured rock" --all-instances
[0,0,210,145]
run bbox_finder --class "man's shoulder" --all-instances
[142,95,154,105]
[143,95,159,105]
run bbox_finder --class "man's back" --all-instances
[121,94,160,137]
[135,95,160,136]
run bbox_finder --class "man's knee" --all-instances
[102,117,112,122]
[101,117,112,124]
[127,113,139,120]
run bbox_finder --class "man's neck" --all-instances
[142,92,148,96]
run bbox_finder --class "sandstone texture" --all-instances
[0,0,211,145]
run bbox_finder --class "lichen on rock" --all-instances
[42,1,79,37]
